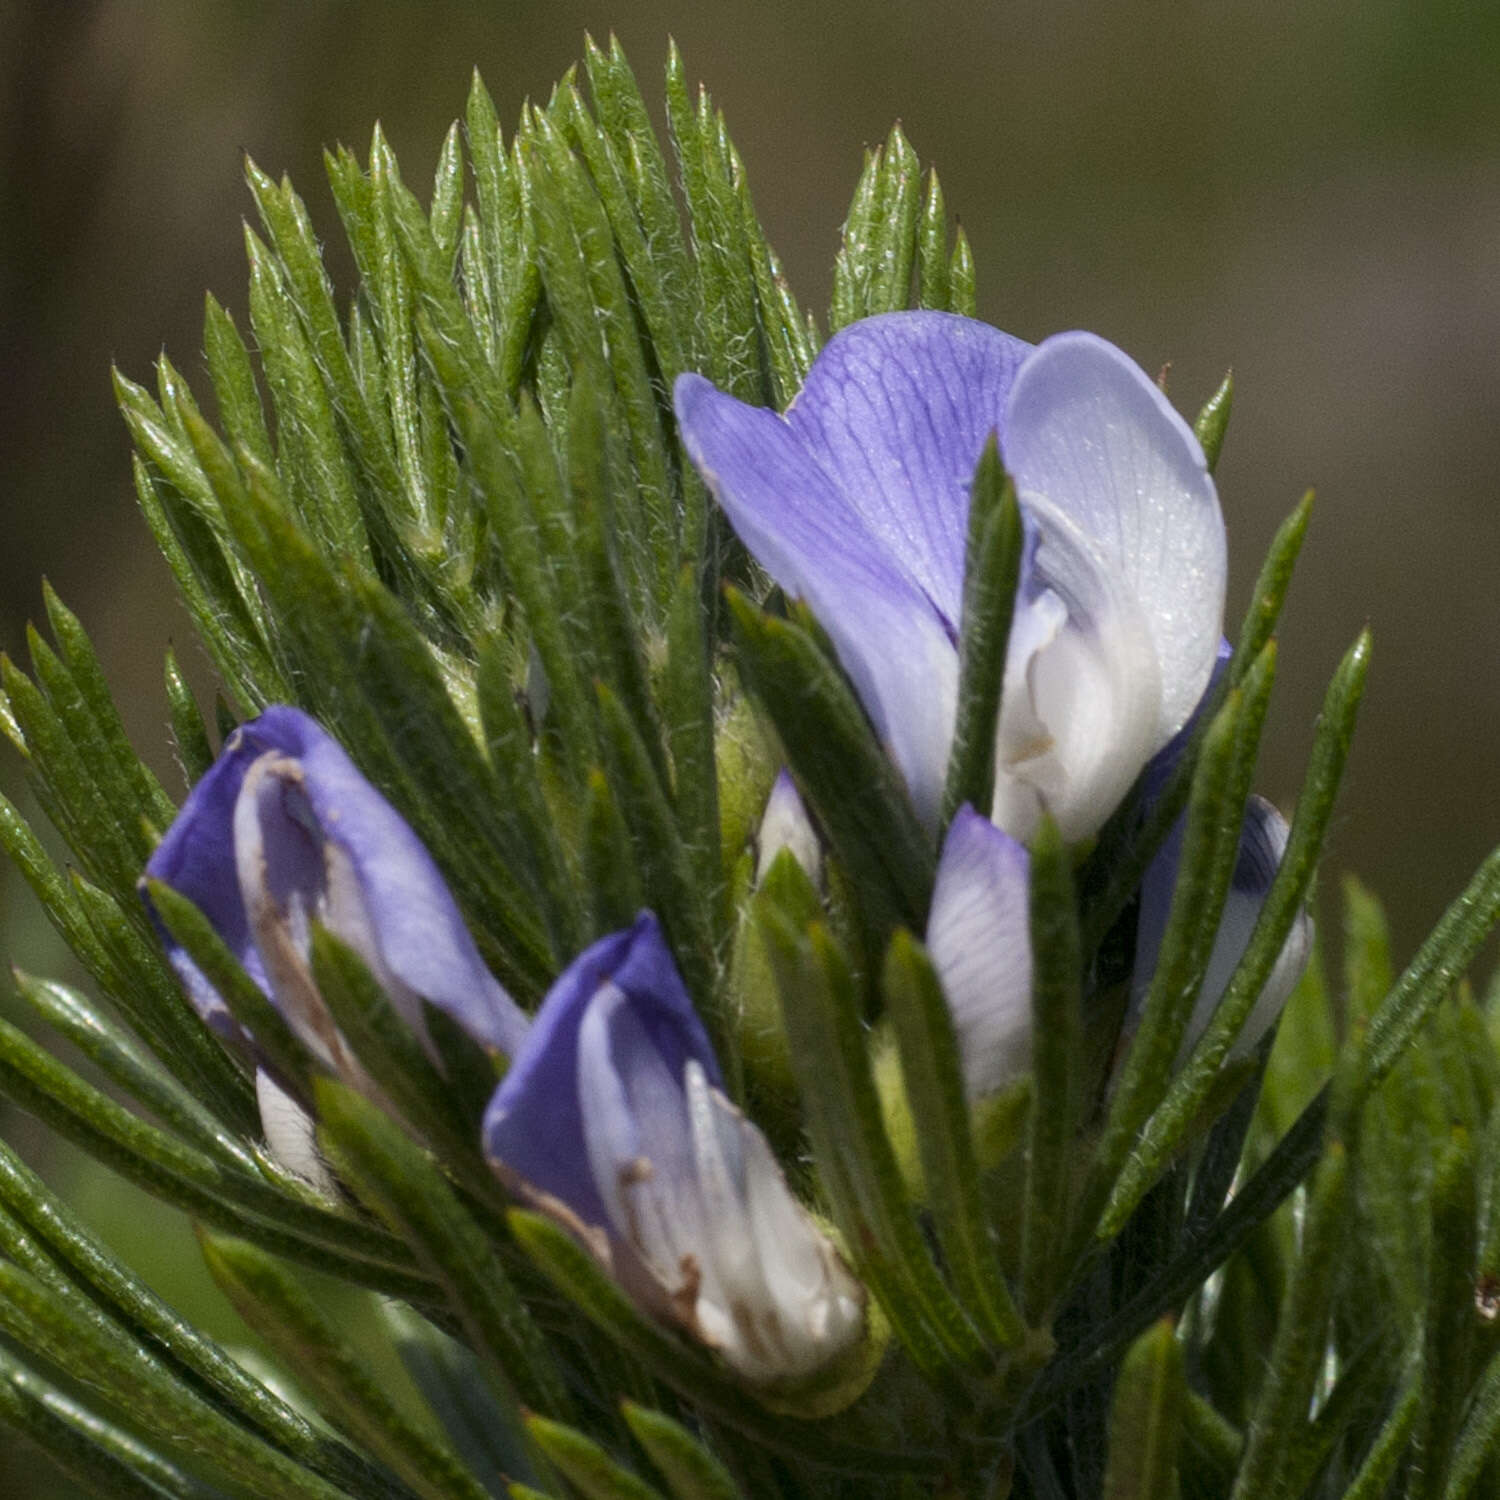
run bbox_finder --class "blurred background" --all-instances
[2,0,1498,1488]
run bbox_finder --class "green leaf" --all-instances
[203,290,276,470]
[528,1416,669,1500]
[664,564,725,943]
[1102,629,1368,1230]
[201,1232,492,1500]
[41,583,177,829]
[526,1415,667,1500]
[621,1402,743,1500]
[1091,649,1276,1236]
[0,1343,217,1500]
[865,126,922,314]
[829,148,878,330]
[1443,1347,1500,1500]
[1363,843,1500,1088]
[1192,370,1233,472]
[583,766,648,935]
[916,170,951,310]
[11,972,261,1175]
[1022,1049,1332,1426]
[1022,814,1084,1322]
[144,876,319,1102]
[664,45,762,403]
[163,647,215,783]
[569,371,669,785]
[222,460,555,997]
[727,589,934,941]
[0,1005,437,1301]
[0,1256,352,1500]
[881,929,1025,1349]
[507,1208,937,1477]
[941,437,1024,829]
[1102,1319,1185,1500]
[1413,1133,1481,1498]
[463,71,537,391]
[68,873,258,1131]
[523,108,675,599]
[244,225,373,569]
[0,1136,407,1499]
[1228,1140,1348,1499]
[441,380,595,795]
[311,1078,571,1421]
[475,635,586,959]
[948,228,976,317]
[384,1301,535,1497]
[735,162,812,410]
[555,78,690,387]
[3,648,146,902]
[306,928,500,1196]
[755,902,988,1379]
[595,679,719,1016]
[1339,1369,1421,1499]
[129,454,284,711]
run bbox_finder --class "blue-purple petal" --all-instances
[143,725,270,1036]
[483,913,720,1233]
[1132,794,1311,1060]
[145,705,527,1058]
[676,368,960,825]
[780,313,1031,620]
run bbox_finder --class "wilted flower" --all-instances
[143,705,528,1079]
[484,912,866,1384]
[676,312,1226,843]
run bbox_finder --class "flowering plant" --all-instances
[1,37,1499,1499]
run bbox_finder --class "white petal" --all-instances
[991,500,1161,843]
[755,771,823,885]
[255,1067,336,1196]
[685,1063,865,1382]
[926,809,1034,1099]
[1005,331,1226,746]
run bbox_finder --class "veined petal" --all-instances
[781,312,1032,618]
[991,500,1161,843]
[676,371,958,825]
[1132,795,1312,1063]
[1005,331,1226,746]
[925,807,1034,1098]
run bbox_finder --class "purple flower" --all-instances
[1131,795,1313,1063]
[484,913,865,1383]
[676,312,1226,842]
[143,706,528,1074]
